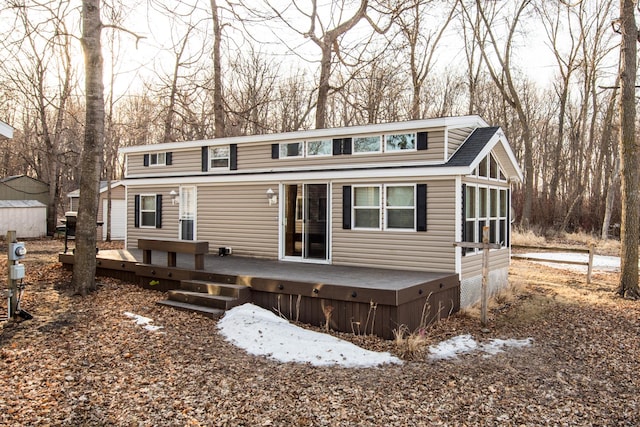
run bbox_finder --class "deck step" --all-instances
[156,300,225,318]
[179,280,251,300]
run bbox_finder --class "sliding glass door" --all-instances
[282,183,329,261]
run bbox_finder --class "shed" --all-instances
[0,175,49,206]
[0,200,47,238]
[67,181,126,240]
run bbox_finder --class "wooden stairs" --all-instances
[157,280,251,318]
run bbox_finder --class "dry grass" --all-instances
[512,229,621,256]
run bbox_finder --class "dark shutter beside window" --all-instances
[333,139,342,155]
[506,189,511,247]
[155,195,162,228]
[143,154,150,167]
[134,195,140,228]
[271,144,279,159]
[342,185,352,230]
[417,184,427,232]
[417,132,428,150]
[166,152,172,165]
[342,138,352,155]
[230,144,238,170]
[461,184,466,256]
[201,147,208,172]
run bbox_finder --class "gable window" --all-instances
[353,136,381,154]
[280,142,303,158]
[385,185,415,230]
[463,184,508,253]
[307,139,332,157]
[210,146,230,169]
[353,186,381,229]
[385,133,416,152]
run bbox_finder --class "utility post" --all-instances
[454,226,501,327]
[6,230,27,319]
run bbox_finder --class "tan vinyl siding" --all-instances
[460,249,510,279]
[195,183,279,258]
[126,185,180,248]
[331,179,457,272]
[127,149,201,176]
[448,127,474,159]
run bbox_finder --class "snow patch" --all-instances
[124,311,164,332]
[217,303,402,368]
[520,252,620,273]
[428,334,533,361]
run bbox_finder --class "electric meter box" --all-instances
[8,242,27,261]
[9,264,25,280]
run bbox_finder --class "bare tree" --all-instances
[614,0,639,298]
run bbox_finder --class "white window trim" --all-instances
[384,133,417,154]
[384,184,416,231]
[352,184,382,230]
[306,139,333,157]
[464,183,509,254]
[139,193,157,228]
[149,152,166,167]
[279,142,304,159]
[209,145,230,170]
[352,135,382,155]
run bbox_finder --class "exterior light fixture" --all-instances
[169,190,178,205]
[266,188,278,206]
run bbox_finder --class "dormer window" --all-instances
[210,146,230,169]
[353,136,381,154]
[385,133,416,152]
[143,152,172,167]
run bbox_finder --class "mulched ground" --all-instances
[0,239,639,426]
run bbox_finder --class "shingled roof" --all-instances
[446,127,500,167]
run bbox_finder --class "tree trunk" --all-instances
[211,0,225,138]
[72,0,105,296]
[315,41,333,129]
[602,157,620,240]
[617,0,639,298]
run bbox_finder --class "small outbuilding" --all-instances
[67,181,126,240]
[0,200,47,238]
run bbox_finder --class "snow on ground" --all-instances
[124,311,164,332]
[217,304,402,368]
[520,252,621,273]
[428,335,533,361]
[218,304,532,367]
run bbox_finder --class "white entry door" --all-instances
[179,186,196,240]
[102,199,126,240]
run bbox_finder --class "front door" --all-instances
[282,183,329,261]
[179,186,196,240]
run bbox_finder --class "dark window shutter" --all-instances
[342,138,352,155]
[166,152,172,165]
[201,147,209,172]
[417,132,428,150]
[155,195,162,228]
[143,154,149,167]
[271,144,280,159]
[342,186,352,230]
[230,144,238,170]
[417,184,427,232]
[333,138,342,155]
[134,195,140,228]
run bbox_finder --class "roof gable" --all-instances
[447,127,522,182]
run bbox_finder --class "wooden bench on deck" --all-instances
[138,239,209,270]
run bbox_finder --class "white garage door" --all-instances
[102,199,126,240]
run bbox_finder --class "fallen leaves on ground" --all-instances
[0,239,639,426]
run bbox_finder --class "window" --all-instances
[353,186,381,229]
[280,142,303,158]
[353,136,381,154]
[209,146,230,169]
[150,153,166,166]
[490,155,499,179]
[385,185,415,230]
[140,195,157,227]
[386,133,416,152]
[307,139,332,156]
[463,184,509,253]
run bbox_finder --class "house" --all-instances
[0,120,12,139]
[67,181,126,240]
[119,115,522,309]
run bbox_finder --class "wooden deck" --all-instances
[59,249,460,339]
